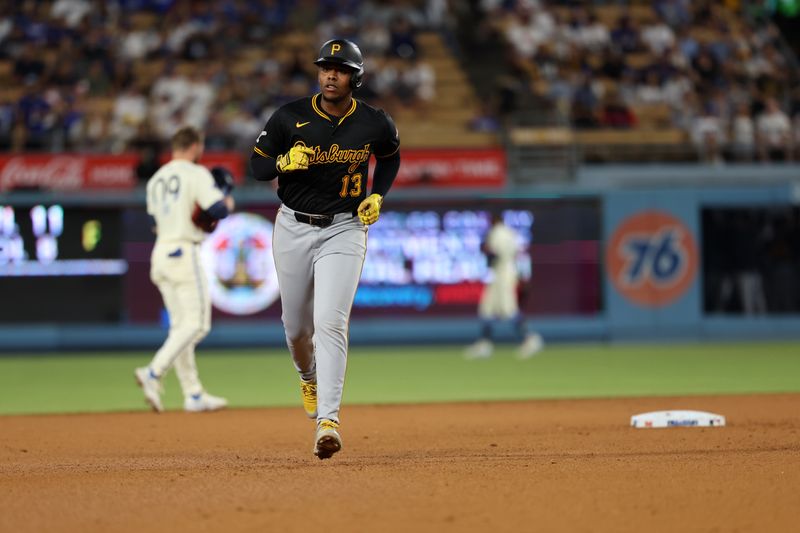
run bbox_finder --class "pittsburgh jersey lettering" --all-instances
[302,143,371,173]
[252,94,400,214]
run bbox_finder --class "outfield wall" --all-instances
[1,166,799,350]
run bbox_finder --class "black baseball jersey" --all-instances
[252,94,400,215]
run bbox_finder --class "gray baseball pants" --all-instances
[272,205,367,424]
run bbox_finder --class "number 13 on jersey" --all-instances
[339,173,362,198]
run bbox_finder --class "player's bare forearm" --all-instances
[224,195,235,212]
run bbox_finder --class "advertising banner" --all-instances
[372,148,506,188]
[0,150,505,192]
[0,153,246,192]
[603,190,702,338]
[121,197,602,323]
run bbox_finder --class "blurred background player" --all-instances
[249,38,401,459]
[135,126,235,413]
[465,212,543,360]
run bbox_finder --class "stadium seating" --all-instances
[1,0,797,169]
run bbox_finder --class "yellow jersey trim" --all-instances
[311,94,330,121]
[253,146,272,158]
[311,94,358,125]
[338,98,357,125]
[374,145,400,158]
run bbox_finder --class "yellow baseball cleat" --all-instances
[313,419,342,460]
[300,379,318,419]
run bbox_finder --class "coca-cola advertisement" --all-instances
[0,153,246,192]
[0,150,502,192]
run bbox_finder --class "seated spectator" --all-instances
[48,56,79,91]
[641,14,675,56]
[599,47,626,80]
[707,23,734,65]
[13,42,47,84]
[80,59,113,97]
[397,55,436,113]
[610,14,641,54]
[359,18,391,58]
[654,0,691,29]
[360,0,426,29]
[0,6,10,41]
[600,88,637,129]
[369,56,401,110]
[109,80,148,153]
[579,12,610,52]
[69,99,111,153]
[182,28,215,62]
[617,67,639,105]
[118,20,162,61]
[0,95,16,150]
[756,97,792,162]
[730,102,755,162]
[50,0,92,29]
[505,6,547,59]
[646,48,680,82]
[389,15,418,59]
[316,13,359,47]
[691,103,725,164]
[636,71,668,105]
[692,48,723,93]
[15,80,52,150]
[663,69,693,108]
[570,74,600,128]
[676,26,699,63]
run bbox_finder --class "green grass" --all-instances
[1,341,799,415]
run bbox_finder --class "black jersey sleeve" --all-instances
[253,110,288,161]
[373,109,400,158]
[371,150,400,197]
[251,110,288,181]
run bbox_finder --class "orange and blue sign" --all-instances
[606,210,698,308]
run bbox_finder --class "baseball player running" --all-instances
[135,126,235,413]
[250,38,400,459]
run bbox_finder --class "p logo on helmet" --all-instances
[314,38,365,90]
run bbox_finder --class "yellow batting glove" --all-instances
[276,145,315,172]
[357,193,383,225]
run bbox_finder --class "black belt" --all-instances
[294,212,335,227]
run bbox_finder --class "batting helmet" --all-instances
[313,39,364,89]
[210,166,235,195]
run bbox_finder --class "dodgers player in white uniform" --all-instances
[465,212,543,360]
[135,126,234,413]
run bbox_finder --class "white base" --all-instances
[631,410,726,429]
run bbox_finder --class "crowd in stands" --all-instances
[4,0,800,166]
[482,0,800,163]
[0,0,441,162]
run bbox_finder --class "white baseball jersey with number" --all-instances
[479,222,521,319]
[144,159,224,397]
[146,159,223,244]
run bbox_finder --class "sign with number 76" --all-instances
[607,211,698,308]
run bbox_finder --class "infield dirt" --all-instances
[2,393,798,533]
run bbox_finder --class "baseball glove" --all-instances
[192,203,218,233]
[210,166,235,195]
